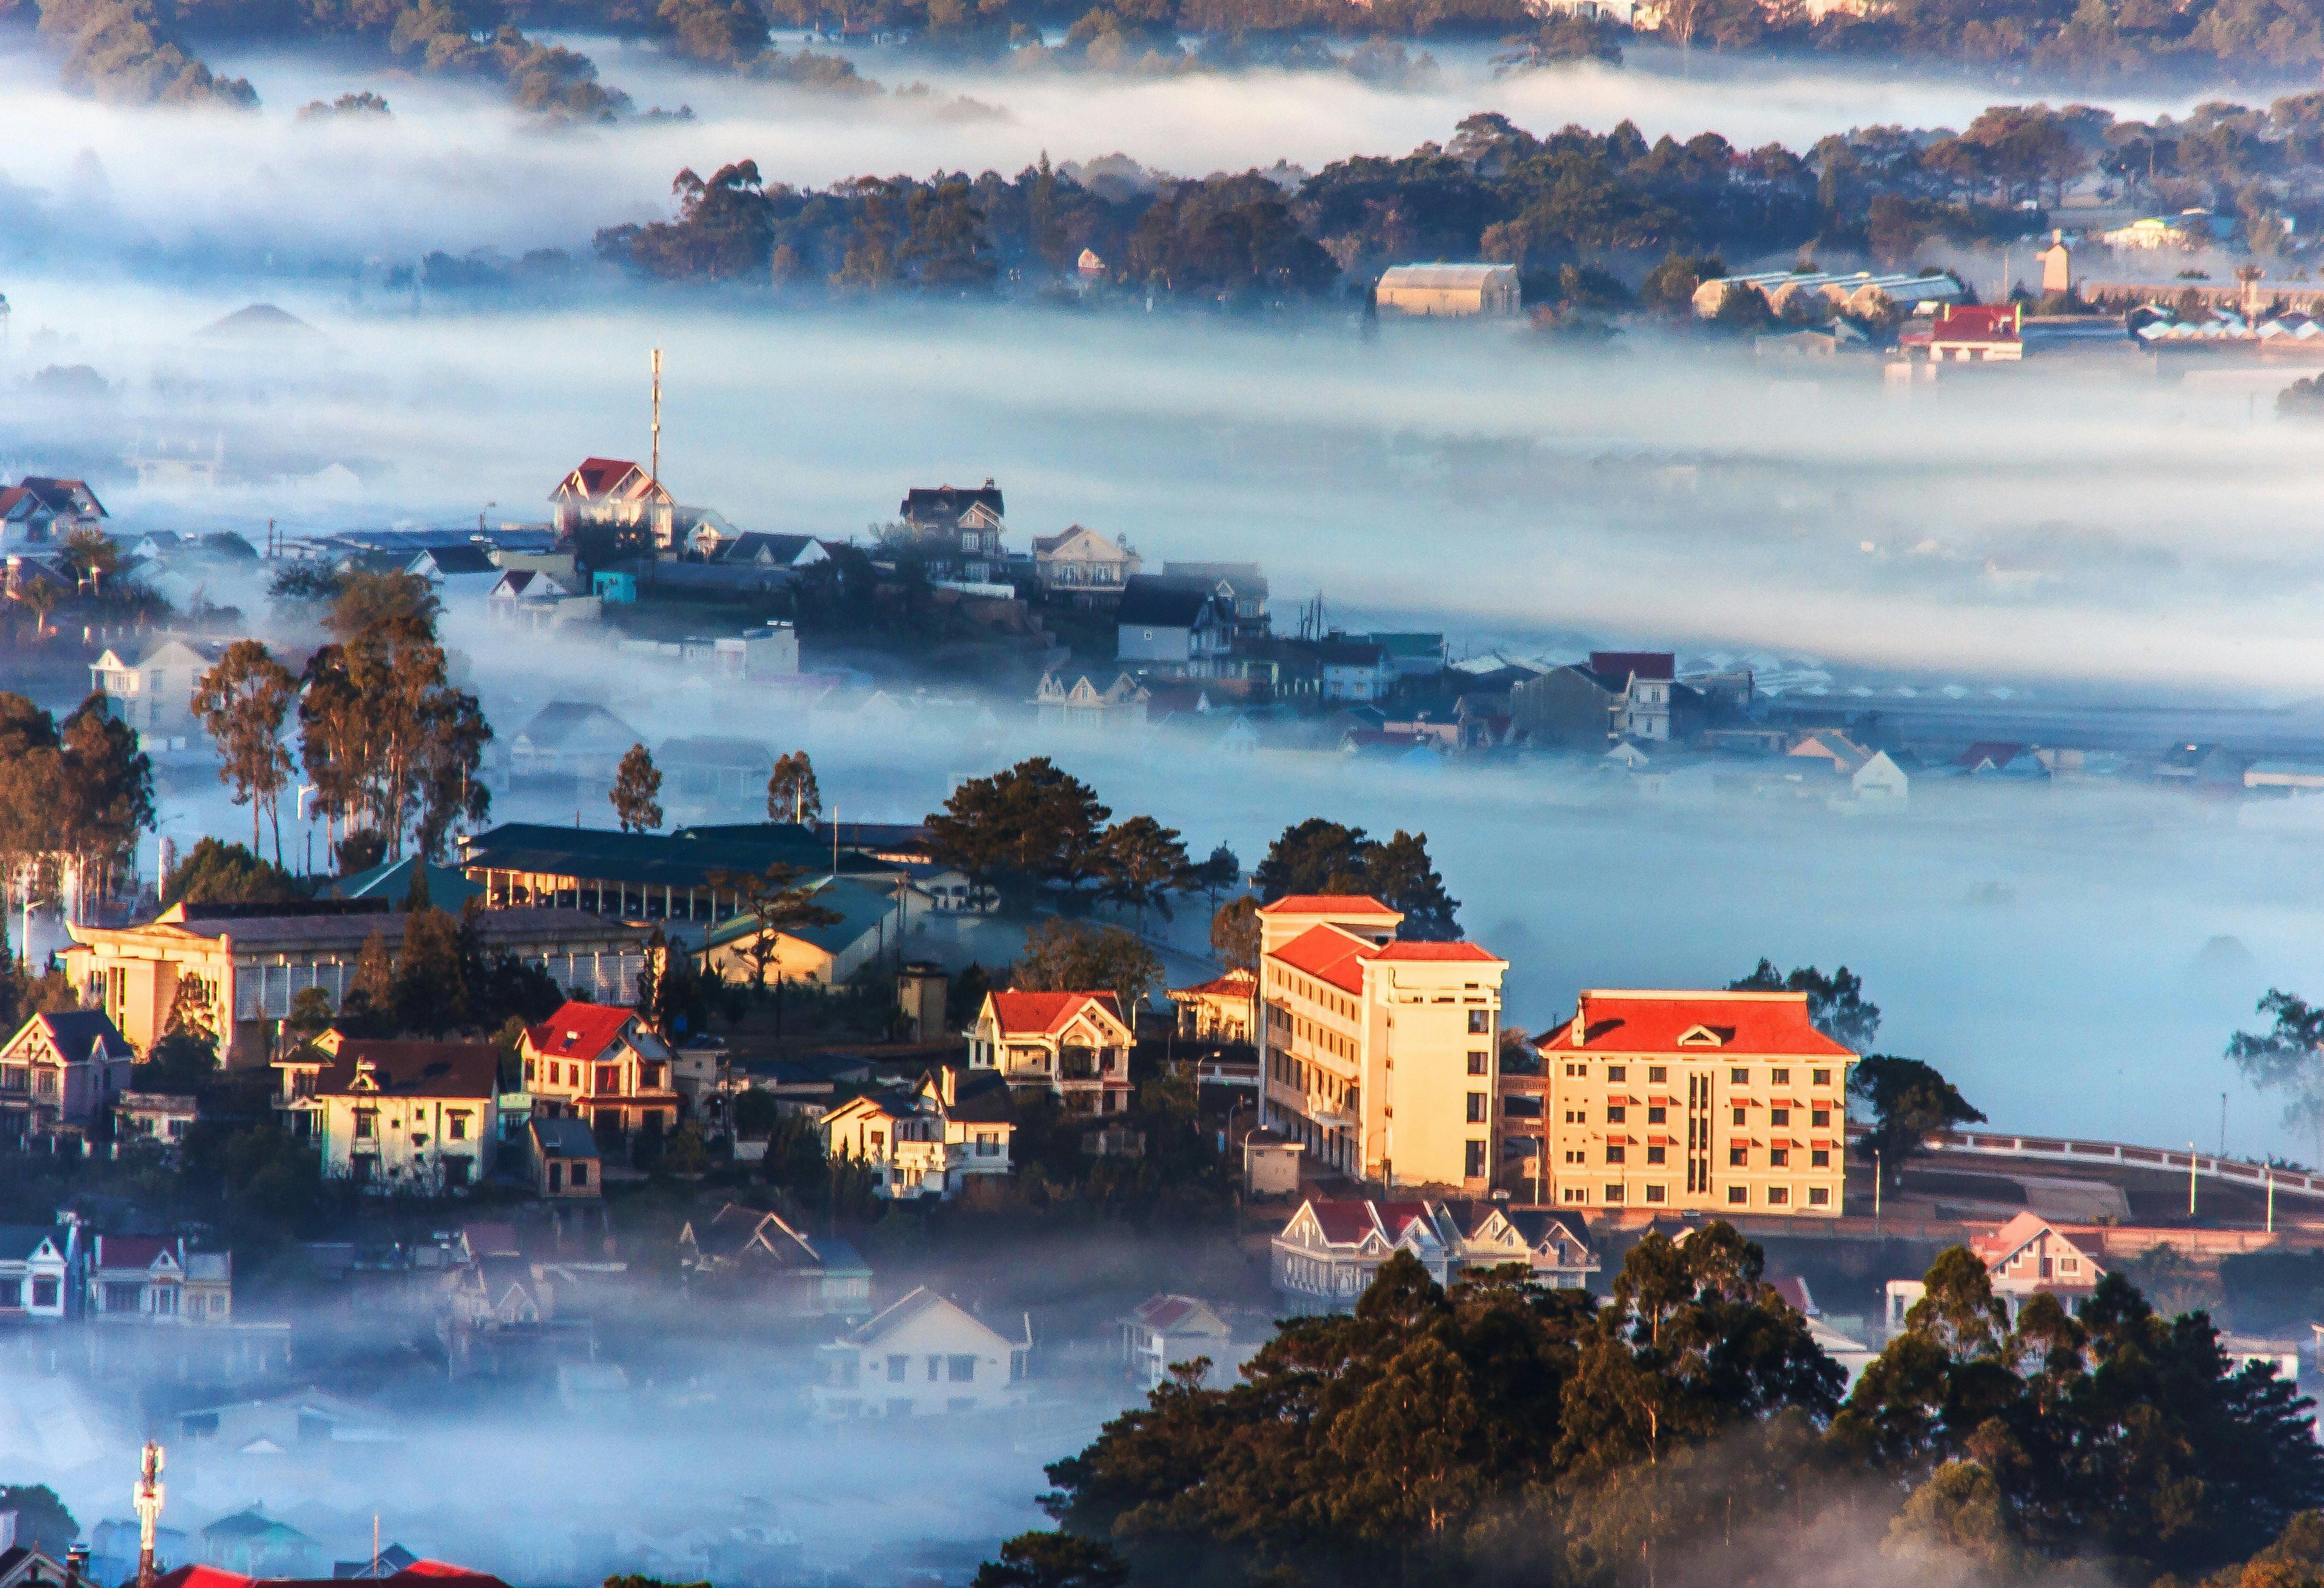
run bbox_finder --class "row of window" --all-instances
[352,1110,473,1141]
[1564,1104,1836,1128]
[1558,1184,1835,1207]
[883,1352,983,1384]
[1559,1063,1836,1087]
[1567,1144,1836,1169]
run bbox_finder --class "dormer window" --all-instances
[1678,1026,1725,1047]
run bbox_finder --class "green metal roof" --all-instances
[700,877,896,958]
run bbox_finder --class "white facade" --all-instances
[814,1288,1030,1418]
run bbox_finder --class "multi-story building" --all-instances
[1256,896,1505,1192]
[88,1236,231,1322]
[519,1000,680,1147]
[821,1067,1017,1198]
[0,1011,135,1144]
[302,1039,501,1193]
[1529,989,1857,1217]
[0,1224,73,1319]
[966,991,1135,1114]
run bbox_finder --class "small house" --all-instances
[1374,264,1520,318]
[0,1010,135,1143]
[813,1288,1030,1418]
[967,991,1135,1114]
[528,1116,600,1199]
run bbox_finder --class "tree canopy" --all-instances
[1253,820,1460,940]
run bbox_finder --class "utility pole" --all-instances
[650,348,663,485]
[134,1441,164,1588]
[2188,1141,2198,1219]
[2268,1166,2276,1234]
[1873,1148,1881,1238]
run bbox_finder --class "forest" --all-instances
[978,1226,2324,1588]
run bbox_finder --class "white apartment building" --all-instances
[1256,895,1506,1193]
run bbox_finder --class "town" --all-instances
[0,438,2322,1588]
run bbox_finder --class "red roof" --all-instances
[1170,969,1257,998]
[526,1000,637,1064]
[1271,923,1380,994]
[157,1564,509,1588]
[1257,894,1400,918]
[1929,303,2021,343]
[1538,990,1856,1058]
[987,990,1128,1038]
[1308,1199,1379,1243]
[565,457,644,496]
[1375,942,1502,963]
[94,1235,173,1271]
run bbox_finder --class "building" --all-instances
[1911,303,2025,362]
[527,1116,600,1198]
[550,457,675,545]
[155,1558,509,1588]
[1115,576,1230,669]
[813,1288,1031,1418]
[715,624,799,679]
[306,1039,500,1192]
[115,1091,200,1152]
[89,636,227,737]
[66,898,651,1067]
[1161,561,1269,641]
[705,530,833,573]
[1884,1211,2109,1332]
[1852,751,1910,807]
[519,1001,678,1147]
[1592,651,1675,740]
[404,544,500,592]
[89,1234,230,1322]
[485,569,602,632]
[0,1224,71,1319]
[1317,640,1394,703]
[1031,525,1140,599]
[1692,269,1966,320]
[898,481,1009,580]
[15,477,107,533]
[1119,1294,1254,1389]
[699,877,905,986]
[505,702,645,785]
[1032,671,1151,732]
[1530,989,1856,1216]
[171,1386,393,1459]
[199,1514,324,1580]
[677,1203,873,1318]
[1374,264,1520,318]
[1257,896,1505,1191]
[0,1010,135,1142]
[1510,664,1624,747]
[458,820,895,929]
[1167,969,1257,1043]
[966,991,1135,1114]
[2038,233,2072,294]
[820,1066,1017,1199]
[1270,1198,1595,1315]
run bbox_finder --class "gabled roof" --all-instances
[0,1225,65,1263]
[1128,1293,1231,1334]
[408,544,496,577]
[512,701,644,752]
[984,990,1129,1040]
[94,1234,177,1272]
[1970,1210,2106,1280]
[524,1001,645,1065]
[1375,941,1502,964]
[1169,968,1257,999]
[923,1067,1017,1124]
[16,476,106,518]
[1032,524,1132,558]
[839,1285,1020,1351]
[1589,650,1675,683]
[1270,923,1381,995]
[1539,990,1856,1058]
[552,457,665,503]
[901,482,1005,524]
[529,1116,599,1159]
[5,1009,131,1065]
[1956,740,2027,772]
[156,1561,508,1588]
[1115,576,1220,629]
[313,1041,498,1100]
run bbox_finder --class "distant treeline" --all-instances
[590,98,2324,306]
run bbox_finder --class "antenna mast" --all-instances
[650,348,662,485]
[134,1441,164,1588]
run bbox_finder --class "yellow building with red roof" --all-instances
[1532,989,1857,1217]
[1256,895,1506,1193]
[967,990,1134,1113]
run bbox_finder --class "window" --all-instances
[524,1058,536,1082]
[1811,1108,1830,1128]
[448,1113,469,1141]
[1732,1107,1747,1125]
[1648,1065,1667,1082]
[1729,1147,1747,1167]
[1767,1186,1790,1206]
[1606,1105,1626,1123]
[1606,1144,1626,1164]
[1810,1149,1829,1169]
[1770,1107,1790,1126]
[32,1278,57,1308]
[1770,1149,1789,1167]
[104,1282,141,1313]
[572,1163,590,1187]
[1646,1144,1665,1165]
[0,1279,19,1309]
[927,1355,943,1382]
[1808,1187,1830,1206]
[1647,1105,1666,1124]
[1562,1187,1586,1203]
[1467,1092,1488,1124]
[1811,1068,1831,1086]
[1564,1150,1584,1164]
[1603,1184,1624,1203]
[1563,1110,1582,1124]
[1565,1063,1586,1077]
[596,1064,617,1093]
[1607,1065,1626,1081]
[2060,1257,2080,1274]
[34,1071,55,1098]
[1770,1068,1789,1085]
[975,1131,999,1157]
[1730,1067,1749,1084]
[1468,1051,1488,1075]
[1645,1185,1665,1203]
[354,1112,376,1140]
[1465,1140,1487,1178]
[1727,1185,1747,1204]
[1468,1010,1491,1034]
[948,1354,978,1383]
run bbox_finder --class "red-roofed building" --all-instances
[1166,967,1257,1043]
[1255,897,1507,1192]
[154,1561,509,1588]
[549,456,676,547]
[518,1000,679,1150]
[1906,302,2024,363]
[967,990,1134,1113]
[1529,989,1859,1218]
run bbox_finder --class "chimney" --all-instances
[67,1545,89,1588]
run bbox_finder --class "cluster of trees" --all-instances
[925,758,1236,917]
[32,0,257,108]
[0,691,154,920]
[1251,817,1459,939]
[1000,1225,2324,1588]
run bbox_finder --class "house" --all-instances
[705,530,831,573]
[0,1225,72,1319]
[1257,896,1506,1191]
[967,991,1135,1114]
[902,480,1005,534]
[327,856,485,912]
[699,876,905,986]
[0,1542,69,1587]
[658,737,775,802]
[68,898,649,1068]
[1851,751,1909,806]
[1167,968,1257,1044]
[1115,576,1230,669]
[813,1288,1030,1418]
[1119,1294,1255,1389]
[173,1386,391,1457]
[1510,664,1625,747]
[527,1116,600,1198]
[550,457,674,544]
[1789,731,1872,775]
[1161,561,1269,641]
[820,1066,1017,1198]
[1529,989,1856,1216]
[90,636,228,736]
[713,624,799,679]
[1913,303,2024,363]
[1362,632,1447,682]
[898,482,1010,580]
[0,485,59,552]
[0,1010,135,1143]
[1591,651,1675,740]
[519,1001,678,1148]
[506,701,645,785]
[1270,1198,1593,1315]
[115,1091,200,1152]
[88,1234,213,1321]
[155,1554,505,1588]
[1374,264,1520,318]
[1885,1211,2108,1332]
[677,1202,873,1318]
[485,568,602,632]
[1316,639,1394,703]
[309,1040,500,1192]
[1033,671,1150,732]
[15,477,107,532]
[1031,525,1140,600]
[200,1513,323,1579]
[404,544,500,592]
